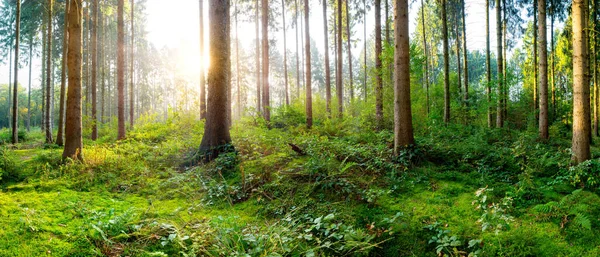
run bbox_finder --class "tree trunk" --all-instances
[533,0,538,122]
[235,4,241,118]
[129,0,134,128]
[337,0,343,118]
[421,0,429,116]
[305,0,312,128]
[282,0,289,106]
[262,0,270,122]
[323,0,331,115]
[63,0,84,161]
[41,24,46,132]
[11,0,20,144]
[295,0,300,99]
[199,0,233,160]
[441,0,450,124]
[461,0,468,109]
[91,0,98,140]
[117,0,126,140]
[394,0,414,153]
[363,0,366,101]
[27,36,33,132]
[592,0,598,136]
[571,0,590,163]
[455,9,462,98]
[345,0,353,101]
[551,5,555,122]
[538,0,548,139]
[256,0,261,115]
[45,0,54,144]
[200,0,206,119]
[486,0,492,127]
[375,0,383,128]
[101,2,105,123]
[57,0,70,146]
[8,43,12,127]
[495,0,503,128]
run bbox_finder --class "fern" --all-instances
[572,214,592,230]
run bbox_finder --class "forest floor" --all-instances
[1,113,600,256]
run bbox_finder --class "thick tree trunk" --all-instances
[101,3,105,123]
[393,0,414,153]
[262,0,270,122]
[283,0,289,106]
[495,0,503,128]
[421,0,429,116]
[57,0,70,146]
[305,0,312,128]
[199,0,206,119]
[441,0,450,124]
[345,0,353,101]
[337,0,343,118]
[63,0,84,161]
[129,0,134,128]
[486,0,492,127]
[533,0,538,122]
[199,0,233,160]
[538,0,548,139]
[91,0,98,140]
[11,0,20,144]
[592,0,598,136]
[571,0,590,163]
[117,0,125,140]
[375,0,383,128]
[323,0,331,115]
[45,0,54,144]
[255,0,261,115]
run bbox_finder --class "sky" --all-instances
[1,0,560,90]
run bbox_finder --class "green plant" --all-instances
[473,187,514,235]
[532,189,593,230]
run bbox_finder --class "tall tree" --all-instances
[336,0,343,118]
[295,0,300,99]
[461,0,468,108]
[27,34,32,132]
[421,0,429,115]
[199,0,233,160]
[235,3,241,118]
[571,0,590,163]
[362,0,366,101]
[495,0,504,127]
[538,0,548,139]
[91,0,99,140]
[533,0,538,121]
[129,0,134,127]
[63,0,83,161]
[57,0,70,146]
[199,0,206,119]
[262,0,270,122]
[45,0,54,144]
[282,0,289,106]
[255,0,261,114]
[323,0,331,115]
[117,0,125,140]
[305,0,312,128]
[486,0,492,127]
[375,0,382,127]
[394,0,414,153]
[345,0,353,101]
[441,0,450,124]
[11,0,20,144]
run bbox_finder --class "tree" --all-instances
[92,0,99,140]
[305,0,312,128]
[11,0,20,144]
[199,0,206,119]
[538,0,548,139]
[441,0,450,124]
[571,0,590,163]
[420,0,429,116]
[117,0,125,140]
[45,0,54,144]
[495,0,503,127]
[394,0,414,153]
[323,0,331,115]
[461,0,468,109]
[486,0,492,127]
[262,0,270,122]
[375,0,382,128]
[282,0,289,106]
[336,0,343,118]
[198,0,233,160]
[255,0,261,115]
[57,0,70,146]
[129,0,134,128]
[345,0,353,101]
[63,0,83,161]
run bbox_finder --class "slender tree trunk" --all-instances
[91,0,99,140]
[502,0,507,119]
[337,0,343,118]
[45,0,54,143]
[129,0,134,128]
[533,0,538,122]
[117,0,126,140]
[41,24,46,132]
[375,0,383,128]
[57,0,70,146]
[394,0,414,153]
[592,0,598,136]
[101,2,105,123]
[442,0,450,124]
[11,0,20,144]
[255,0,261,115]
[363,0,366,101]
[345,0,353,101]
[421,0,429,116]
[235,4,242,118]
[461,0,468,109]
[538,0,548,139]
[486,0,492,127]
[551,6,555,122]
[199,0,206,119]
[572,0,590,163]
[199,0,233,160]
[262,0,270,122]
[323,0,331,115]
[385,0,389,43]
[295,0,300,99]
[305,0,312,128]
[63,0,84,161]
[455,10,462,97]
[283,0,289,106]
[27,36,32,132]
[495,0,503,127]
[8,43,12,127]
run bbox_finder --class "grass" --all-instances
[1,113,600,256]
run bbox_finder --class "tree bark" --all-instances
[57,0,70,146]
[455,7,462,98]
[363,0,366,101]
[461,0,468,109]
[533,0,538,122]
[117,0,126,140]
[495,0,503,127]
[129,0,134,128]
[295,0,300,99]
[323,0,331,115]
[337,0,343,118]
[421,0,429,116]
[486,0,492,127]
[11,0,20,144]
[199,0,233,160]
[262,0,270,122]
[45,0,54,144]
[538,0,548,139]
[91,0,99,140]
[441,0,450,124]
[282,0,289,106]
[393,0,414,153]
[345,0,353,101]
[235,4,241,119]
[27,35,33,132]
[571,0,590,163]
[63,0,84,161]
[255,0,261,115]
[199,0,206,119]
[375,0,383,128]
[305,0,312,128]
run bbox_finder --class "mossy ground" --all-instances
[1,114,600,256]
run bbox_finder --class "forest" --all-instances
[0,0,599,255]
